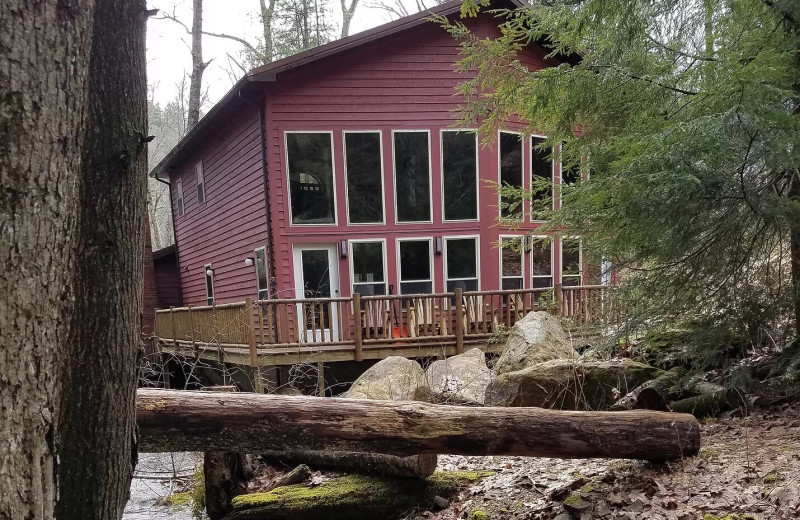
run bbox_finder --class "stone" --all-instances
[419,348,491,405]
[432,496,449,510]
[563,493,592,517]
[342,356,424,401]
[493,312,579,375]
[485,359,662,410]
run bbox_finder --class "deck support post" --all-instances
[316,362,325,397]
[454,288,464,355]
[353,293,363,361]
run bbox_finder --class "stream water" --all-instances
[123,453,198,520]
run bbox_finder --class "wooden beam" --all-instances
[137,389,701,461]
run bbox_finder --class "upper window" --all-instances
[442,130,478,221]
[561,238,582,286]
[445,237,478,292]
[195,161,205,204]
[398,239,433,294]
[500,237,524,290]
[499,132,523,221]
[255,247,269,300]
[204,264,214,306]
[345,132,384,224]
[286,132,335,225]
[351,241,386,296]
[176,178,184,217]
[531,136,553,221]
[530,237,553,288]
[393,131,431,223]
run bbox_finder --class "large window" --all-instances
[255,247,269,299]
[345,132,384,224]
[351,241,386,296]
[500,237,524,290]
[176,178,184,217]
[531,136,553,221]
[398,239,433,294]
[393,131,431,223]
[196,161,205,204]
[286,132,335,225]
[204,264,214,305]
[561,238,582,286]
[530,237,553,288]
[442,130,477,221]
[445,237,478,292]
[499,132,523,220]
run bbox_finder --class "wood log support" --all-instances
[137,389,701,461]
[259,450,437,478]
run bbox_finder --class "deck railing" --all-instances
[154,284,612,365]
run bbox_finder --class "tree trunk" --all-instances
[260,450,437,478]
[187,0,205,128]
[0,2,93,519]
[611,367,685,411]
[54,0,148,518]
[260,0,276,62]
[137,389,701,461]
[340,0,359,37]
[205,451,253,520]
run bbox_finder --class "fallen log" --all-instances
[669,388,747,418]
[259,450,437,478]
[137,389,701,461]
[611,367,686,411]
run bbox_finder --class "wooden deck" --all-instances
[154,285,612,366]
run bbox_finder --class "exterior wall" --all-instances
[142,218,158,335]
[153,250,182,308]
[170,107,270,306]
[265,14,579,301]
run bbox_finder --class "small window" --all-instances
[351,241,386,296]
[499,132,523,220]
[530,237,553,288]
[500,237,523,290]
[531,136,553,221]
[345,132,384,224]
[286,132,335,224]
[393,131,431,223]
[445,237,478,292]
[442,130,478,221]
[196,161,205,204]
[204,264,214,305]
[561,238,582,286]
[255,247,269,300]
[398,239,432,294]
[176,178,184,217]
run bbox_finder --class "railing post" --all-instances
[245,298,259,369]
[169,306,177,349]
[454,288,464,355]
[554,283,563,317]
[353,293,363,362]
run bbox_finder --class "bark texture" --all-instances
[0,2,93,519]
[205,452,253,520]
[137,389,701,461]
[260,450,437,477]
[187,0,205,128]
[54,0,148,518]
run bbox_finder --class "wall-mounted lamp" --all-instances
[434,236,443,255]
[339,240,348,258]
[244,257,254,267]
[205,268,214,277]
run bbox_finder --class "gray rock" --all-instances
[432,496,449,510]
[342,356,424,401]
[493,312,579,375]
[485,359,662,410]
[419,348,491,405]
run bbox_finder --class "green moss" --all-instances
[157,466,205,520]
[426,470,495,495]
[580,484,595,493]
[158,491,192,507]
[468,508,490,520]
[700,448,721,460]
[703,514,758,520]
[563,493,585,507]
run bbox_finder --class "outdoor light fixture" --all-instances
[434,236,443,255]
[244,257,254,267]
[339,240,348,258]
[206,268,214,277]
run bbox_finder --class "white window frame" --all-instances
[392,130,433,225]
[497,129,524,223]
[284,130,338,227]
[254,246,269,300]
[349,238,388,296]
[560,237,583,286]
[443,235,480,292]
[499,235,525,290]
[440,128,480,223]
[343,130,386,225]
[396,237,434,294]
[530,235,554,289]
[195,161,206,205]
[204,263,215,306]
[530,134,556,223]
[176,177,184,217]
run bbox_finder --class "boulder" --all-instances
[342,356,424,401]
[493,312,579,375]
[485,359,662,410]
[419,348,491,406]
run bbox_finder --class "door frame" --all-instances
[292,244,340,342]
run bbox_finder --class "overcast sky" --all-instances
[146,0,428,108]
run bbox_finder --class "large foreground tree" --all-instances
[1,1,147,518]
[448,0,800,337]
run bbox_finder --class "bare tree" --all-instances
[340,0,360,37]
[187,0,207,128]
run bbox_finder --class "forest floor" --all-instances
[403,403,800,520]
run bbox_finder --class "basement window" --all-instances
[500,237,524,290]
[398,239,433,294]
[530,237,553,289]
[561,238,582,287]
[531,136,553,221]
[393,131,431,223]
[351,241,386,296]
[286,132,335,225]
[345,132,384,224]
[499,131,523,221]
[255,247,269,300]
[442,130,478,221]
[445,237,478,292]
[196,161,205,204]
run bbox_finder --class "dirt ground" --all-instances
[407,404,800,520]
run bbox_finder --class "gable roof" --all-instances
[150,0,569,181]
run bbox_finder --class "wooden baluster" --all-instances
[245,298,258,367]
[454,288,464,354]
[353,293,363,361]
